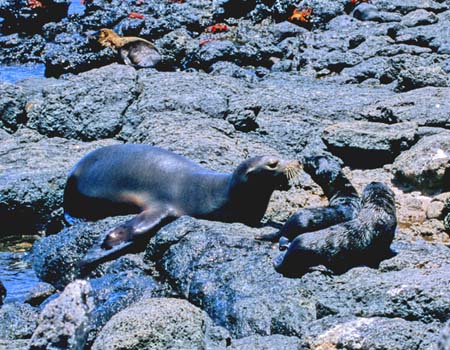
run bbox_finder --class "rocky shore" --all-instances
[1,0,450,349]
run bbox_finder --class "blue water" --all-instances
[68,0,85,15]
[0,64,46,84]
[0,252,41,304]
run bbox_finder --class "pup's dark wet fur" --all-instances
[274,182,397,277]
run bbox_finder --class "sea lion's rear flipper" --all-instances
[79,207,178,273]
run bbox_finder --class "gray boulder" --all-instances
[364,87,450,127]
[0,302,39,340]
[0,82,27,133]
[396,66,448,92]
[392,133,450,192]
[91,297,228,350]
[26,64,138,141]
[322,121,418,168]
[29,280,94,350]
[400,9,439,27]
[86,265,170,347]
[120,69,239,121]
[228,335,302,350]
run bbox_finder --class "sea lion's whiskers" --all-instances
[284,164,301,181]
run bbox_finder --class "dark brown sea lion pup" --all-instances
[63,144,301,268]
[274,182,397,277]
[98,28,161,68]
[256,155,361,242]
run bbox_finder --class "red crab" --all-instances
[205,23,229,34]
[128,12,145,19]
[27,0,45,8]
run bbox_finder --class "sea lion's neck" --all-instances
[221,174,275,226]
[193,169,275,226]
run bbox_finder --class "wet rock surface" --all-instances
[1,0,450,348]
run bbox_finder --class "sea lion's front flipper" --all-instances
[79,207,178,273]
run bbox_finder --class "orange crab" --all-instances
[205,23,229,34]
[288,7,312,23]
[349,0,369,4]
[128,12,145,19]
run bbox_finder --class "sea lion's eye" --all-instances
[267,160,279,169]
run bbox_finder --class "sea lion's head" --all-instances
[361,182,396,208]
[235,156,302,191]
[98,28,119,48]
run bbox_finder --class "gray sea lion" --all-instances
[98,28,161,68]
[274,182,397,277]
[350,2,401,23]
[63,144,301,268]
[256,155,361,242]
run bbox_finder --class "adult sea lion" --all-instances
[256,155,361,242]
[98,28,161,68]
[63,144,301,267]
[274,182,397,277]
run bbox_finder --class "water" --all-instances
[0,64,46,84]
[0,252,41,303]
[68,0,85,15]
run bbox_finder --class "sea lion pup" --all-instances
[274,182,397,277]
[98,28,161,68]
[256,155,361,242]
[63,144,301,268]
